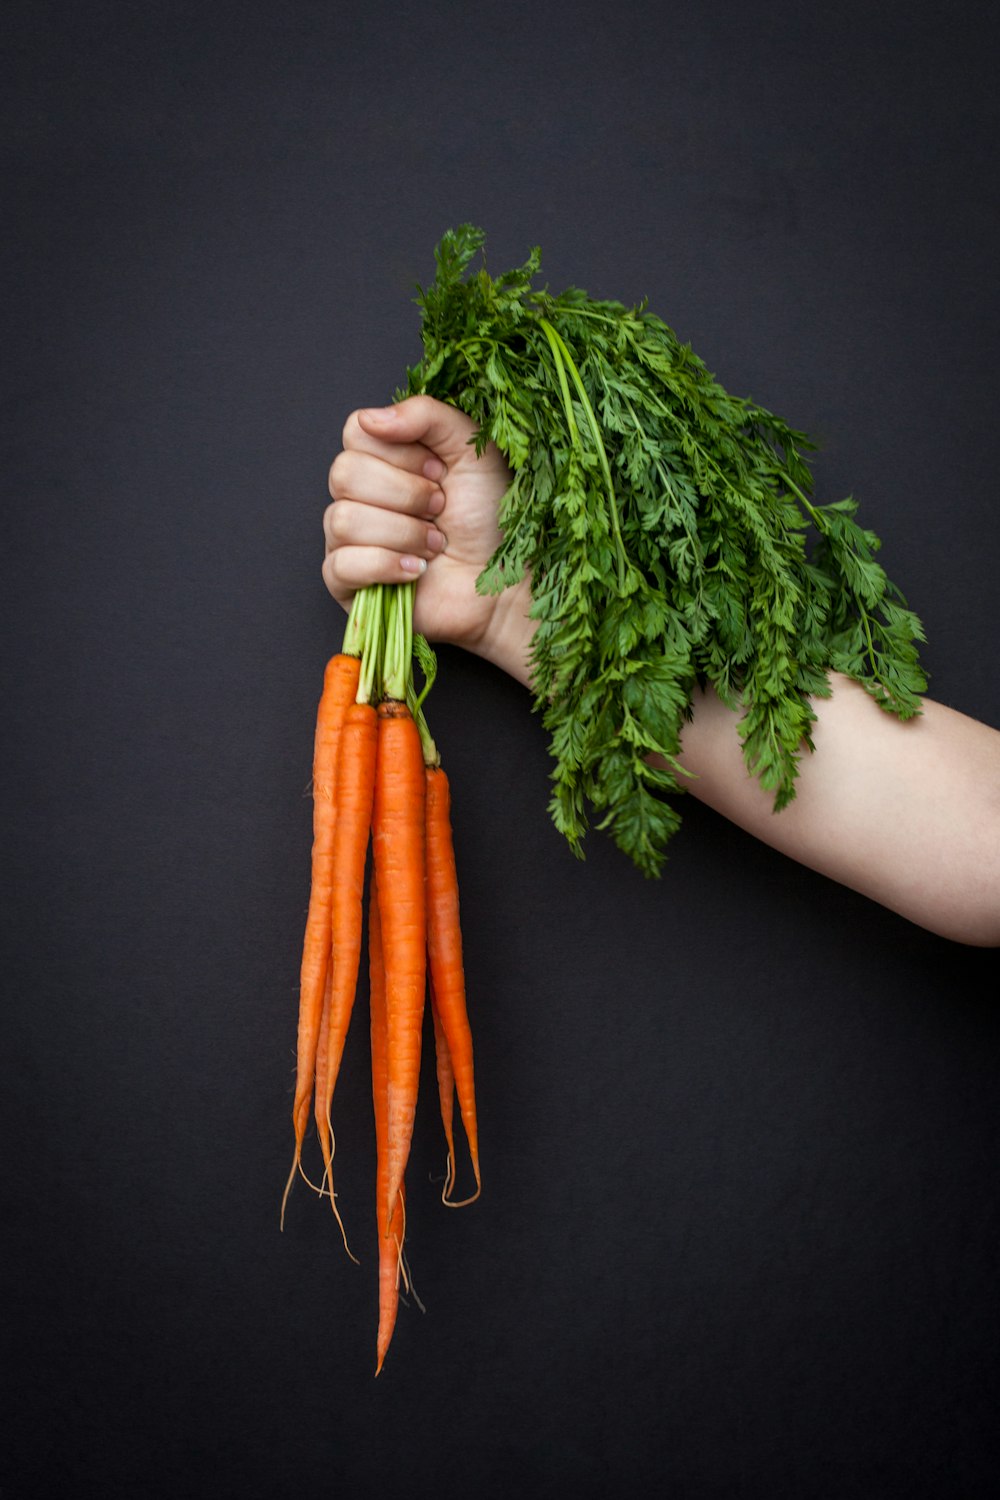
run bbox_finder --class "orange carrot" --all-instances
[309,965,333,1189]
[281,652,360,1224]
[425,764,481,1202]
[314,700,378,1242]
[369,877,406,1375]
[372,699,427,1225]
[428,975,458,1200]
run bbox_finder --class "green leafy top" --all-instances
[403,226,927,877]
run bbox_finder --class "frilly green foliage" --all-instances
[403,226,927,876]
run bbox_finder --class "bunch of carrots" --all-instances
[281,581,481,1375]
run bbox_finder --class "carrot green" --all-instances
[403,225,927,876]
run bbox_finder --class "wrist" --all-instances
[468,576,537,689]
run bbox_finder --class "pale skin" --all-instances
[324,395,1000,947]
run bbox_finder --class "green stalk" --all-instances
[357,585,384,705]
[343,586,368,658]
[538,317,629,590]
[411,632,438,714]
[380,582,440,763]
[538,316,581,445]
[382,582,415,702]
[408,631,440,764]
[408,689,439,768]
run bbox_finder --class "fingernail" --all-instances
[362,405,394,422]
[400,555,427,574]
[426,488,445,516]
[426,527,447,553]
[423,457,446,481]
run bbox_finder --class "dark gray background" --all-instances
[3,1,998,1495]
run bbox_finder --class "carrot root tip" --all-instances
[279,1147,302,1230]
[293,1159,327,1197]
[326,1177,358,1264]
[441,1181,482,1209]
[402,1257,426,1316]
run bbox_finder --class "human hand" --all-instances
[324,395,536,685]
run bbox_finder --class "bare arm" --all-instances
[483,626,1000,947]
[676,678,1000,947]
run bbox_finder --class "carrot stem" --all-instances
[382,582,414,703]
[357,585,384,705]
[343,587,368,658]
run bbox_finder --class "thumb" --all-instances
[358,395,480,469]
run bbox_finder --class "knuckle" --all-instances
[396,472,434,517]
[320,552,340,595]
[323,548,350,589]
[326,498,354,543]
[328,449,352,498]
[407,393,435,425]
[341,409,364,449]
[420,476,444,512]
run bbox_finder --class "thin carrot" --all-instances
[369,877,406,1375]
[424,764,481,1202]
[372,697,427,1225]
[281,651,360,1225]
[428,975,458,1200]
[314,700,378,1246]
[300,965,332,1197]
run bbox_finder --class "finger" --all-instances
[356,396,480,470]
[323,544,430,605]
[342,408,448,483]
[323,498,447,560]
[328,448,446,518]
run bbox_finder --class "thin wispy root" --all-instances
[280,1139,359,1268]
[318,1124,359,1265]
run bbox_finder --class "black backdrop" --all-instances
[4,2,998,1495]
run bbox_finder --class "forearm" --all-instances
[677,676,1000,947]
[478,593,999,944]
[328,397,999,944]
